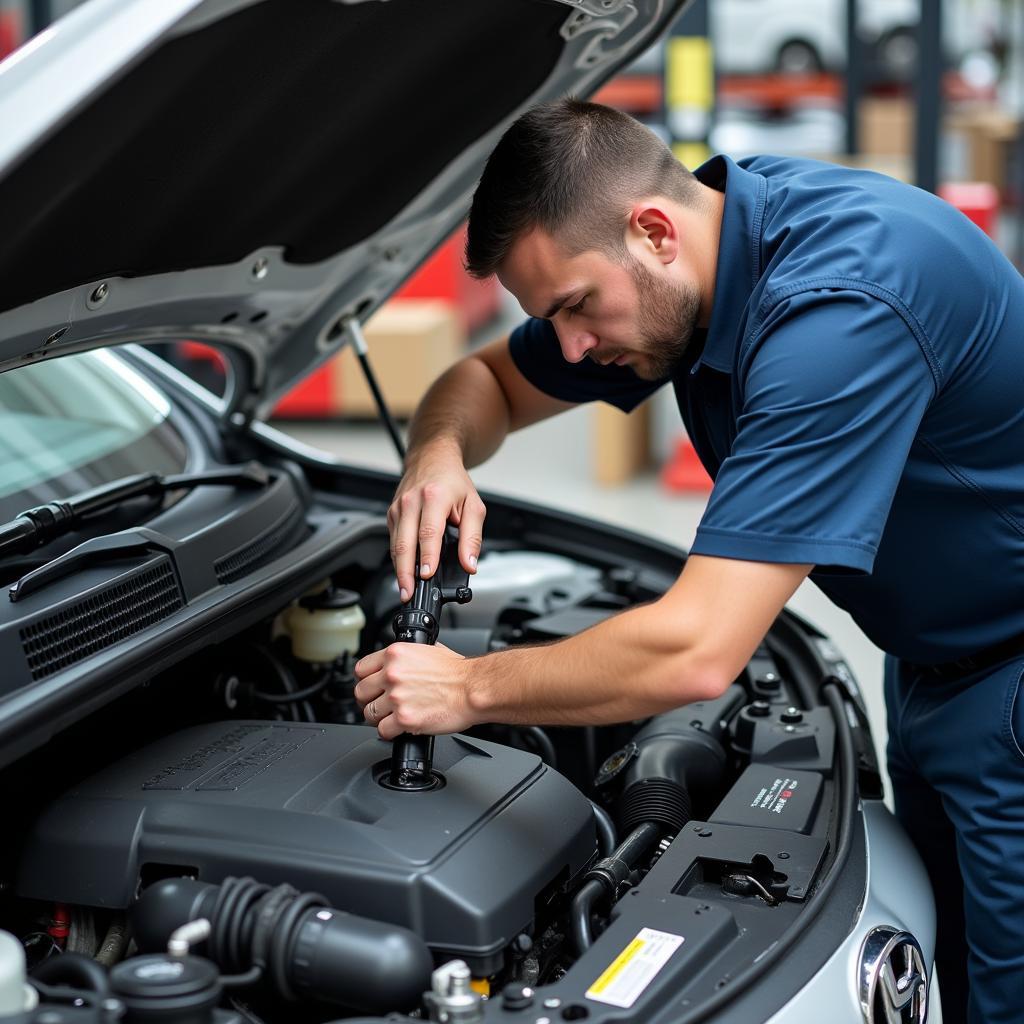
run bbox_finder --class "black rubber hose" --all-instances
[570,879,604,955]
[252,669,332,704]
[522,726,558,768]
[590,801,617,857]
[133,877,432,1014]
[605,820,661,868]
[251,645,316,722]
[32,952,111,997]
[571,821,662,955]
[93,917,129,967]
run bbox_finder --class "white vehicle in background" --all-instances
[711,0,994,78]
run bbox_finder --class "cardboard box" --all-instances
[858,96,913,158]
[593,401,650,486]
[336,299,465,418]
[946,106,1020,194]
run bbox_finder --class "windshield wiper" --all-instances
[0,462,270,561]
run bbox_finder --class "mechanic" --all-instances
[354,98,1024,1023]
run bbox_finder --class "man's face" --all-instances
[497,226,701,381]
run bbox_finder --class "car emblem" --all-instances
[858,927,928,1024]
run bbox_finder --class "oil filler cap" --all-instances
[594,742,638,788]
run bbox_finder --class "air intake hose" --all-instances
[132,876,432,1014]
[605,685,746,832]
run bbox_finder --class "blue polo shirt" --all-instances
[508,155,1024,663]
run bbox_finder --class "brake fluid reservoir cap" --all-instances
[285,587,365,662]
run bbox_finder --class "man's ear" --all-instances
[629,204,679,264]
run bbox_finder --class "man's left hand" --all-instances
[354,642,474,740]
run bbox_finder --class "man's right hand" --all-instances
[388,443,486,601]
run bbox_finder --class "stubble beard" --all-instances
[627,256,702,381]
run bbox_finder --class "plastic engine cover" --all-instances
[18,722,596,971]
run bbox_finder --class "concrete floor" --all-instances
[276,404,892,790]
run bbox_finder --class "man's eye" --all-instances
[566,297,586,316]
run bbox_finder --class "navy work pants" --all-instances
[885,654,1024,1024]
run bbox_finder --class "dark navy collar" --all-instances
[691,155,768,373]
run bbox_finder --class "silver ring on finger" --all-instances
[369,699,378,721]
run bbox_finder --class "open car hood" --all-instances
[0,0,684,420]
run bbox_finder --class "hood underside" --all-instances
[0,0,684,419]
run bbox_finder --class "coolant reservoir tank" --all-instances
[284,587,365,663]
[0,930,36,1016]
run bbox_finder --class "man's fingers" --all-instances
[458,497,486,575]
[363,692,391,727]
[417,484,450,581]
[354,648,386,683]
[392,491,422,601]
[353,676,384,708]
[377,713,402,741]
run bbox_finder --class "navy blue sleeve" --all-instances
[508,317,663,412]
[690,289,937,572]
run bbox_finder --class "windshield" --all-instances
[0,350,187,521]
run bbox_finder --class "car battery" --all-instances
[709,764,823,835]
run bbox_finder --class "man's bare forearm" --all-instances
[464,598,724,727]
[406,356,511,469]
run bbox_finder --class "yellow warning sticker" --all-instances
[585,927,685,1008]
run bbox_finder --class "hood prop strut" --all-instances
[344,318,406,463]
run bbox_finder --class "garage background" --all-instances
[6,0,1024,793]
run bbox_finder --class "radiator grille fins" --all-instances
[214,509,306,584]
[20,560,183,680]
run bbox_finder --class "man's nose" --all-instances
[556,323,598,363]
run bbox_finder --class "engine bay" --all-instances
[0,512,867,1024]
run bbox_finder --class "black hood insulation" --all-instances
[0,0,566,314]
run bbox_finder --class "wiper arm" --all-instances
[0,462,270,561]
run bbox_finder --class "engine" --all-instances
[0,547,848,1024]
[18,722,595,977]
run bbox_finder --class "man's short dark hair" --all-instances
[465,97,703,279]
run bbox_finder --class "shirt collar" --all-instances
[691,154,768,373]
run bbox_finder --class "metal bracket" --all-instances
[557,1,644,68]
[342,316,370,357]
[551,0,631,16]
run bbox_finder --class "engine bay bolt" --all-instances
[88,282,109,307]
[543,997,562,1009]
[697,828,713,838]
[780,707,804,724]
[427,961,483,1023]
[749,700,771,717]
[513,933,533,954]
[502,983,535,1010]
